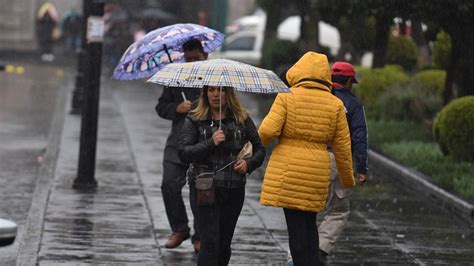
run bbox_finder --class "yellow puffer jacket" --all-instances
[258,52,355,213]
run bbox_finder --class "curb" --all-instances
[16,80,69,265]
[369,150,474,226]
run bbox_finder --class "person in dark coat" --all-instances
[178,85,265,266]
[155,39,207,252]
[61,10,82,54]
[317,62,368,265]
[36,5,58,61]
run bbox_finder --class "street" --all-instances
[0,60,473,265]
[0,60,68,264]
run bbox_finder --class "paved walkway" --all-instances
[15,74,474,265]
[21,78,288,265]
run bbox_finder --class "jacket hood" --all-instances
[286,52,332,92]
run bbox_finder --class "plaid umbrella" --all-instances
[113,23,224,80]
[147,59,290,94]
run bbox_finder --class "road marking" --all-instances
[0,64,25,74]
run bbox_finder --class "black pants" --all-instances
[161,161,200,242]
[284,208,320,266]
[192,185,245,266]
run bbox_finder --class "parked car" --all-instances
[210,9,340,66]
[0,218,17,247]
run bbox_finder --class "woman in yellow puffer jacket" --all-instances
[258,52,355,265]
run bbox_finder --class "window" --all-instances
[224,36,255,51]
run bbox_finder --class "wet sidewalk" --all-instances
[16,75,474,265]
[17,78,288,265]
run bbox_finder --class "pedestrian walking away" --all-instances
[177,85,265,266]
[155,38,208,252]
[317,62,368,265]
[258,52,356,266]
[36,2,59,62]
[60,9,82,55]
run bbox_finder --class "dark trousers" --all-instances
[161,161,200,241]
[284,208,320,266]
[192,186,245,266]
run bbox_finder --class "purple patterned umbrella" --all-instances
[113,23,224,80]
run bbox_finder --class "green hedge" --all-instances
[387,35,418,72]
[355,65,409,117]
[433,96,474,162]
[411,69,446,94]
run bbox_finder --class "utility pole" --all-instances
[73,0,105,189]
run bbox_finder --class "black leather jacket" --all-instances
[178,111,265,188]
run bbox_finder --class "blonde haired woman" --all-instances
[258,52,355,265]
[178,86,265,266]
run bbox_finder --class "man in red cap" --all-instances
[317,61,368,265]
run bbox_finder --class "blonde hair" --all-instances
[192,86,248,125]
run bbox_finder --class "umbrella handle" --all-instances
[219,86,222,129]
[163,44,173,63]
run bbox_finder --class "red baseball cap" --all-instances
[330,62,358,83]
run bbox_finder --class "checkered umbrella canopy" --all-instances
[147,59,290,93]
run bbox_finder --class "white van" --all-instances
[209,9,266,66]
[210,9,341,66]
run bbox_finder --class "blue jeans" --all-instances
[194,186,245,266]
[284,208,320,266]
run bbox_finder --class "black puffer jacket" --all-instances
[178,111,265,188]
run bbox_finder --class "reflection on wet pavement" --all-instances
[38,87,161,264]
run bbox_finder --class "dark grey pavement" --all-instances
[0,62,67,265]
[2,61,473,265]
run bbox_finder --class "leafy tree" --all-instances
[319,1,375,64]
[419,0,474,103]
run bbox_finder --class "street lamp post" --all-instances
[70,1,89,115]
[73,0,105,189]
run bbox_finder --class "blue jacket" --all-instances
[333,84,368,175]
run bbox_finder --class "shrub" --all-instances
[433,96,474,161]
[354,65,371,81]
[355,65,409,117]
[376,81,443,124]
[411,69,446,94]
[432,31,451,69]
[376,85,418,121]
[387,35,418,72]
[260,38,300,73]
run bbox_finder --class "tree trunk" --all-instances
[297,0,319,52]
[411,19,430,68]
[443,32,459,104]
[455,26,474,98]
[372,14,391,68]
[263,0,283,39]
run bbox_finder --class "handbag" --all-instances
[237,141,253,160]
[195,173,215,206]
